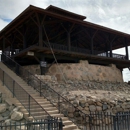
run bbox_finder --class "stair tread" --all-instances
[0,62,79,129]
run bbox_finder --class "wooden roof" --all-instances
[0,5,130,50]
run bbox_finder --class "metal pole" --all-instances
[58,95,60,113]
[13,80,15,98]
[27,71,29,86]
[29,95,30,116]
[3,71,4,86]
[40,81,41,97]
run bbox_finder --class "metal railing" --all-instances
[0,55,52,120]
[43,42,127,60]
[96,51,126,60]
[0,117,63,130]
[1,53,130,130]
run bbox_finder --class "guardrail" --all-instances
[0,117,63,130]
[1,53,130,130]
[0,54,51,120]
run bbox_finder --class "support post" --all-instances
[2,36,5,53]
[40,56,47,75]
[39,24,43,47]
[23,34,27,49]
[67,32,71,51]
[91,38,94,54]
[109,42,112,57]
[28,95,30,116]
[90,30,98,55]
[125,38,129,60]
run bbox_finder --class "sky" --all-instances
[0,0,130,82]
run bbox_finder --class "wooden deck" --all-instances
[11,45,130,69]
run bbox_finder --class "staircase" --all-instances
[0,62,79,130]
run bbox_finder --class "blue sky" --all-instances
[0,0,130,82]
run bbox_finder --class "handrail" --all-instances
[0,54,50,120]
[1,53,88,129]
[1,53,85,112]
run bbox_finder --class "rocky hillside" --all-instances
[34,75,130,115]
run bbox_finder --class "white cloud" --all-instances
[0,19,8,30]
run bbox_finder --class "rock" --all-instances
[4,119,12,125]
[89,105,96,112]
[103,117,111,125]
[68,113,74,118]
[69,96,75,101]
[102,104,108,111]
[96,102,102,107]
[0,104,7,113]
[0,115,4,121]
[73,100,79,107]
[1,110,10,117]
[79,100,86,108]
[67,106,75,113]
[88,100,95,105]
[11,111,23,121]
[96,106,102,111]
[84,106,89,111]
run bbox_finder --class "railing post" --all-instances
[28,95,30,116]
[28,71,29,85]
[58,95,60,113]
[113,116,116,130]
[40,81,42,97]
[13,80,15,98]
[3,71,4,86]
[59,118,63,130]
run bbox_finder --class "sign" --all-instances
[40,61,47,67]
[27,51,34,56]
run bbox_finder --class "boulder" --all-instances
[11,111,23,121]
[103,117,111,125]
[96,106,102,111]
[102,104,108,111]
[67,106,75,113]
[79,100,86,108]
[0,104,7,113]
[89,105,96,112]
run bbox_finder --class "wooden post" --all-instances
[90,30,98,55]
[2,36,5,53]
[125,38,129,60]
[109,42,112,57]
[91,38,94,54]
[67,32,71,51]
[105,42,108,57]
[39,24,43,47]
[23,34,27,49]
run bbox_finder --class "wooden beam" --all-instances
[125,38,129,60]
[2,35,5,52]
[68,32,71,51]
[90,30,98,54]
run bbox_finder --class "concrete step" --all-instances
[63,120,73,126]
[44,107,57,111]
[50,113,64,118]
[20,98,47,103]
[41,104,53,108]
[33,115,49,120]
[0,62,79,129]
[63,124,78,130]
[47,110,59,114]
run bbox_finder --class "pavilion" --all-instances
[0,5,130,71]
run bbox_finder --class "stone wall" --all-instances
[47,60,123,82]
[23,65,41,75]
[23,60,123,82]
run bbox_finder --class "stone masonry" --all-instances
[23,60,123,82]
